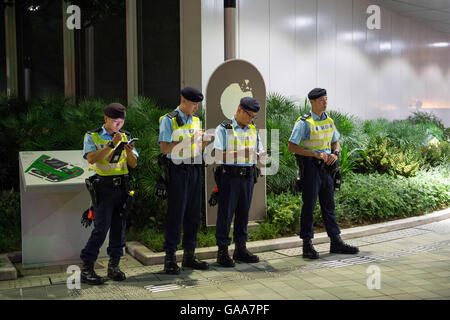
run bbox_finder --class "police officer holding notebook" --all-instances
[158,87,212,275]
[214,97,266,267]
[80,103,138,284]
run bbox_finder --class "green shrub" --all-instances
[0,95,30,190]
[420,141,450,168]
[355,137,422,177]
[248,221,280,241]
[0,190,21,253]
[408,111,448,140]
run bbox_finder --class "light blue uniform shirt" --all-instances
[158,107,199,160]
[214,118,264,167]
[288,111,340,154]
[83,125,139,159]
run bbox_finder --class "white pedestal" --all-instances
[19,150,108,268]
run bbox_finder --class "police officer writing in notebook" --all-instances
[214,97,266,267]
[159,87,211,275]
[288,88,358,259]
[80,103,138,284]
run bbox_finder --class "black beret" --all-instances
[104,103,126,119]
[308,88,327,100]
[181,86,204,102]
[240,97,260,112]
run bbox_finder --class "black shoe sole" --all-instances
[80,278,104,285]
[164,269,181,275]
[216,261,235,268]
[108,274,126,281]
[330,250,359,254]
[302,254,319,259]
[182,264,210,270]
[233,257,260,263]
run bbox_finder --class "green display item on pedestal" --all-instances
[25,154,84,182]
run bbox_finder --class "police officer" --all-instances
[159,87,211,274]
[214,97,266,267]
[80,103,138,284]
[288,88,358,259]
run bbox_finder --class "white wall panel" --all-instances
[201,0,224,96]
[335,0,353,114]
[294,0,318,102]
[198,0,450,126]
[317,0,337,108]
[351,0,369,119]
[238,0,270,91]
[268,0,297,96]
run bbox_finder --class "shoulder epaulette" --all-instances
[87,127,103,134]
[300,112,311,121]
[119,129,131,139]
[166,110,179,119]
[166,110,184,127]
[220,119,233,129]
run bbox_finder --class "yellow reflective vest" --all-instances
[223,119,258,164]
[159,111,201,159]
[296,113,335,151]
[86,130,130,176]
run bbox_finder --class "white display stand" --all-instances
[19,150,108,268]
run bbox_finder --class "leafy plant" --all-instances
[355,137,422,177]
[339,144,361,176]
[0,190,21,253]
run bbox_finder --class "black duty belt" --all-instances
[98,175,129,187]
[222,165,255,178]
[169,160,203,169]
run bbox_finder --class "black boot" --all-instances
[233,244,260,263]
[164,252,180,275]
[302,238,319,259]
[80,261,104,285]
[107,256,126,281]
[182,249,209,270]
[216,246,235,267]
[330,235,359,254]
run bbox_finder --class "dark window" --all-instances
[16,0,64,99]
[0,7,6,94]
[138,0,180,108]
[74,1,127,103]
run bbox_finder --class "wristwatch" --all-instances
[332,150,340,156]
[107,141,115,149]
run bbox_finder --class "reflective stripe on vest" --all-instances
[297,115,335,151]
[226,123,258,163]
[159,113,201,159]
[88,132,129,176]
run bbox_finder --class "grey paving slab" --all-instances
[1,218,450,300]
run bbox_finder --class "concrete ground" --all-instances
[0,219,449,301]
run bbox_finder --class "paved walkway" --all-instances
[0,219,449,300]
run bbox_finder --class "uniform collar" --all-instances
[101,125,113,137]
[311,111,327,121]
[232,117,250,130]
[175,106,191,123]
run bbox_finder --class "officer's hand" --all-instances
[326,153,338,166]
[316,152,328,162]
[124,143,135,153]
[112,132,122,147]
[192,130,205,143]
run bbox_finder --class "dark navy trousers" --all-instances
[300,158,341,239]
[80,180,127,263]
[216,171,255,248]
[163,163,202,254]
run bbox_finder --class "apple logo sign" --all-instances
[220,79,254,119]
